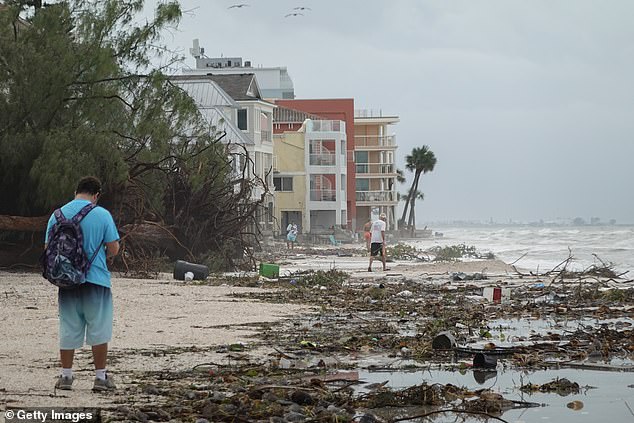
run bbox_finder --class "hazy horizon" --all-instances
[144,0,634,225]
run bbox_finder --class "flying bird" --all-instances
[293,6,312,11]
[228,3,249,9]
[285,12,304,17]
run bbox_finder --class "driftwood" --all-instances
[0,215,48,232]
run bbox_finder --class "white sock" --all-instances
[61,368,73,379]
[95,369,107,381]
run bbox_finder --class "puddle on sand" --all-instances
[358,367,634,422]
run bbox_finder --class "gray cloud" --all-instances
[146,0,634,223]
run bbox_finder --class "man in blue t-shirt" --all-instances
[45,176,120,392]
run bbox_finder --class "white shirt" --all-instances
[370,219,386,243]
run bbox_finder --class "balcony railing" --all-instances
[310,189,337,201]
[355,109,384,118]
[355,135,396,148]
[309,153,336,166]
[355,163,395,174]
[261,130,271,142]
[356,190,396,202]
[310,120,345,133]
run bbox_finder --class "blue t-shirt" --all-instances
[45,199,120,288]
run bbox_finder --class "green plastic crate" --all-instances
[259,263,279,278]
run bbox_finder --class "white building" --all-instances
[184,42,295,100]
[305,119,348,231]
[171,74,276,232]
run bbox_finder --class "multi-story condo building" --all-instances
[354,109,399,231]
[274,99,357,230]
[272,107,347,234]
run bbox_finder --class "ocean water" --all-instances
[410,225,634,275]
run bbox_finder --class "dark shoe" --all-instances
[93,374,117,392]
[55,375,74,390]
[383,268,391,271]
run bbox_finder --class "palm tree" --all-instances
[399,146,437,233]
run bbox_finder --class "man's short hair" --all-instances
[76,176,102,195]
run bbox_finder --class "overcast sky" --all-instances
[146,0,634,224]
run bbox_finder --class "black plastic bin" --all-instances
[173,260,209,281]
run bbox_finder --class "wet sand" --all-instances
[0,250,514,411]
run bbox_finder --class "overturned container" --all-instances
[174,260,209,281]
[432,331,457,350]
[473,352,498,369]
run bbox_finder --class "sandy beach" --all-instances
[0,251,513,411]
[0,271,307,410]
[1,244,633,423]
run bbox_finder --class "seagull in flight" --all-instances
[293,7,312,11]
[228,3,249,9]
[285,12,304,17]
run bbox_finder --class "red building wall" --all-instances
[274,99,356,229]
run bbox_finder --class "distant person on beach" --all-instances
[368,213,389,272]
[44,176,120,392]
[363,220,372,252]
[286,222,298,250]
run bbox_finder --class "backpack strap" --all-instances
[88,242,104,266]
[53,208,66,223]
[71,203,97,224]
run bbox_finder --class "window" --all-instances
[273,176,293,192]
[356,178,369,191]
[354,151,368,163]
[237,109,247,130]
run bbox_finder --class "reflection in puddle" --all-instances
[358,367,634,422]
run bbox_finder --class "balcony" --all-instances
[355,135,396,149]
[355,163,396,175]
[356,190,396,203]
[311,189,337,202]
[309,120,345,133]
[309,153,336,166]
[355,109,385,118]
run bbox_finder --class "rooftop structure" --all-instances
[184,40,295,100]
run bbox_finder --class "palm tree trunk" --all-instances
[408,196,416,235]
[406,172,423,235]
[400,172,420,228]
[411,204,417,236]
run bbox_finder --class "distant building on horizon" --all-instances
[184,40,295,100]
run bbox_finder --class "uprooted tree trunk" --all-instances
[0,215,48,232]
[112,138,271,273]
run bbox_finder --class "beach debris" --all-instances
[452,272,487,281]
[432,331,457,350]
[520,378,580,395]
[173,260,209,280]
[259,262,279,278]
[473,352,497,369]
[567,400,584,410]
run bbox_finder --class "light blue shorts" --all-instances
[58,283,113,350]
